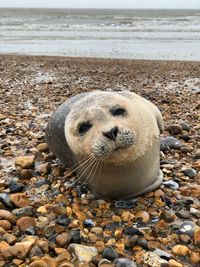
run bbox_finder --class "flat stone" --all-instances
[3,233,17,245]
[176,210,191,219]
[0,209,17,223]
[163,180,179,190]
[15,155,35,169]
[67,244,97,262]
[179,122,191,132]
[153,248,172,260]
[10,193,31,208]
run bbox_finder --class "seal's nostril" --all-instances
[103,126,118,141]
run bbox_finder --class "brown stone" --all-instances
[30,260,48,267]
[169,259,183,267]
[95,241,105,253]
[190,252,200,265]
[37,143,49,152]
[194,226,200,246]
[17,216,36,230]
[56,233,71,247]
[121,211,134,222]
[0,209,17,223]
[36,240,49,254]
[135,210,150,223]
[10,193,31,207]
[166,124,182,135]
[41,256,57,267]
[20,169,33,179]
[0,241,10,252]
[0,220,12,230]
[172,245,189,256]
[12,259,24,266]
[15,155,35,169]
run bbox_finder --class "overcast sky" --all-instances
[0,0,200,9]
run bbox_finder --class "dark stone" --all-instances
[12,206,34,217]
[35,179,50,188]
[115,199,137,209]
[83,219,95,228]
[176,210,191,219]
[0,193,14,209]
[180,135,191,142]
[44,225,55,238]
[177,221,196,237]
[182,168,196,178]
[8,181,24,193]
[137,239,148,249]
[153,248,172,260]
[102,247,119,261]
[29,245,44,258]
[113,258,137,267]
[125,235,138,248]
[123,226,143,236]
[162,180,179,190]
[56,215,71,227]
[105,222,122,231]
[24,226,36,235]
[70,229,82,244]
[179,122,191,132]
[160,137,181,151]
[76,185,88,196]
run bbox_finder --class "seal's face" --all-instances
[65,92,141,165]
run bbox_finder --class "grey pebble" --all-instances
[160,136,181,151]
[182,168,197,178]
[162,180,179,190]
[0,193,14,209]
[113,258,137,267]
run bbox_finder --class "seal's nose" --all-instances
[103,126,118,141]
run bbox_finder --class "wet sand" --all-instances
[0,55,200,266]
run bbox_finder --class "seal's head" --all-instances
[64,91,149,165]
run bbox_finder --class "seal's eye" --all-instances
[110,107,127,117]
[78,122,92,135]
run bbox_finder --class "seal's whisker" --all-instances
[81,158,100,186]
[69,154,94,171]
[68,154,95,176]
[73,157,97,185]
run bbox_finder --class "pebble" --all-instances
[176,210,191,219]
[12,206,34,217]
[135,210,150,223]
[115,199,137,209]
[95,241,105,253]
[172,245,189,256]
[153,248,172,260]
[20,169,33,179]
[113,258,137,267]
[10,193,31,208]
[189,251,200,265]
[194,226,200,246]
[102,247,119,261]
[83,219,95,228]
[182,168,197,178]
[163,180,179,190]
[8,181,24,193]
[37,143,49,152]
[123,226,143,236]
[160,136,181,151]
[121,211,135,222]
[56,215,71,227]
[35,178,50,188]
[0,220,12,230]
[29,245,44,258]
[166,124,183,134]
[3,233,17,245]
[190,207,200,218]
[56,233,71,247]
[0,209,17,223]
[70,229,82,244]
[15,155,35,169]
[0,193,15,209]
[67,244,97,262]
[16,216,36,230]
[168,259,183,267]
[179,122,191,132]
[36,163,51,175]
[178,221,196,236]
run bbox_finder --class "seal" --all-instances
[45,90,164,199]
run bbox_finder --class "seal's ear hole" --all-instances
[110,107,127,117]
[78,121,92,135]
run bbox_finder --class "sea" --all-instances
[0,8,200,60]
